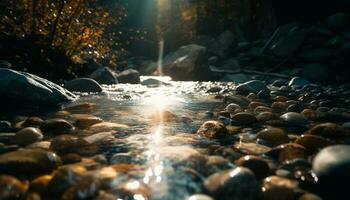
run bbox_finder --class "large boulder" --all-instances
[162,44,211,81]
[268,23,305,57]
[209,30,237,58]
[89,67,117,85]
[117,69,140,84]
[64,78,103,93]
[300,63,328,81]
[0,68,76,106]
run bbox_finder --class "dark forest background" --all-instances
[0,0,349,81]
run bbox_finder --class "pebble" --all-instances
[0,148,61,177]
[295,135,333,154]
[40,119,75,135]
[305,122,350,139]
[235,155,269,179]
[46,166,87,197]
[204,167,258,200]
[0,120,12,131]
[21,117,44,128]
[236,80,268,95]
[280,112,308,126]
[256,112,279,122]
[313,145,350,199]
[288,77,310,87]
[88,122,129,133]
[272,102,288,112]
[205,155,232,175]
[197,121,227,139]
[267,143,308,162]
[30,175,52,194]
[15,127,43,146]
[187,194,214,200]
[234,142,271,155]
[50,135,97,156]
[0,175,26,200]
[71,114,103,129]
[231,112,257,126]
[261,176,301,200]
[62,103,96,114]
[256,127,289,146]
[225,103,241,113]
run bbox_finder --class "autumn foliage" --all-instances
[0,0,126,80]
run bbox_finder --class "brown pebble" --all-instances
[15,127,43,146]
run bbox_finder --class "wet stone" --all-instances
[280,112,308,126]
[61,175,99,200]
[0,120,12,131]
[267,143,308,162]
[234,142,271,155]
[63,103,97,114]
[295,135,333,154]
[254,106,272,114]
[15,127,43,146]
[225,103,241,113]
[256,127,290,147]
[61,153,82,164]
[88,122,129,133]
[261,176,301,200]
[50,134,92,155]
[235,155,270,180]
[46,165,87,197]
[204,167,258,200]
[0,175,26,200]
[187,194,214,200]
[257,112,279,122]
[272,102,288,113]
[313,145,350,199]
[30,175,52,194]
[40,119,75,135]
[205,155,233,175]
[71,114,103,129]
[197,121,227,139]
[0,148,61,177]
[236,80,268,95]
[21,117,44,128]
[305,122,350,139]
[298,193,322,200]
[231,112,257,126]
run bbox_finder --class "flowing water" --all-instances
[71,76,236,199]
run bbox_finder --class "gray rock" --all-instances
[0,148,61,176]
[269,23,305,57]
[288,77,310,87]
[0,68,76,105]
[209,30,237,58]
[280,112,308,126]
[90,67,117,85]
[117,69,140,84]
[204,167,258,200]
[220,58,241,70]
[162,44,211,81]
[141,78,169,86]
[313,145,350,199]
[324,12,350,29]
[301,63,328,81]
[300,48,333,62]
[64,78,103,93]
[236,80,268,95]
[0,121,11,132]
[221,73,250,83]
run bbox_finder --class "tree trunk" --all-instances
[48,0,65,47]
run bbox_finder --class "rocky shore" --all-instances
[0,72,350,200]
